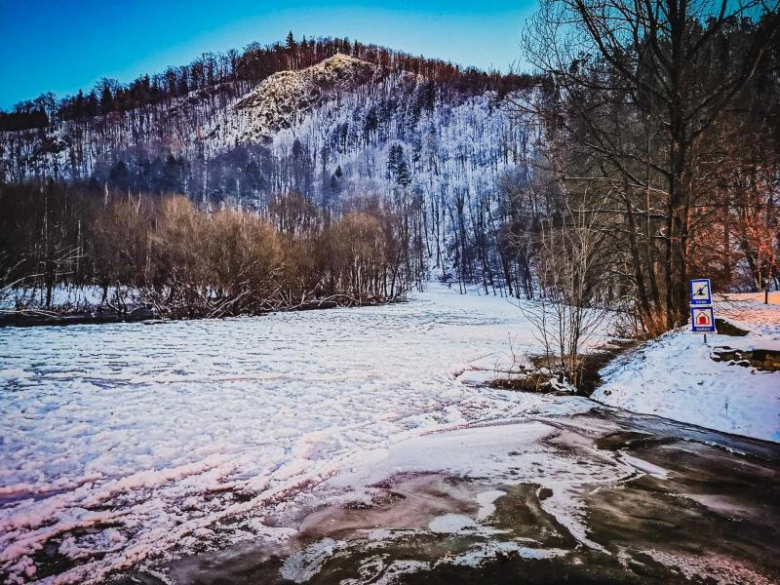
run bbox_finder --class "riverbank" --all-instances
[593,292,780,442]
[0,294,399,328]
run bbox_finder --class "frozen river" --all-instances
[2,286,777,585]
[0,285,594,583]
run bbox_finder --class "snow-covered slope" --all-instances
[205,53,378,147]
[0,55,535,280]
[593,294,780,442]
[0,55,533,200]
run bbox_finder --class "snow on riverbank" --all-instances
[0,284,603,584]
[593,293,780,442]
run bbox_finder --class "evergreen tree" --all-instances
[99,84,113,115]
[108,160,130,192]
[396,160,411,188]
[162,154,184,194]
[387,144,404,180]
[286,31,297,50]
[74,90,85,120]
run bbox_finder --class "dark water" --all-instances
[117,409,780,585]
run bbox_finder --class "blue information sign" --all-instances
[691,307,716,333]
[690,279,712,306]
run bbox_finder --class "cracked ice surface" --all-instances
[0,285,599,583]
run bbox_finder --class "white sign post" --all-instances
[690,278,716,343]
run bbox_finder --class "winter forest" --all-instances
[2,5,779,334]
[2,1,780,584]
[0,37,537,318]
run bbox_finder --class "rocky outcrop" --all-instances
[711,347,780,371]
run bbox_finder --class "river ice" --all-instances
[0,285,598,583]
[2,285,777,584]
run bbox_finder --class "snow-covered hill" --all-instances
[205,53,378,147]
[0,54,536,283]
[0,55,533,198]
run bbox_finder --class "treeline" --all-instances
[0,109,49,132]
[0,182,417,317]
[1,33,536,131]
[512,0,780,335]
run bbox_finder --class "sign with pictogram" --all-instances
[690,279,712,305]
[690,307,716,333]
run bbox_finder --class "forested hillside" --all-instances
[0,36,540,317]
[1,16,778,335]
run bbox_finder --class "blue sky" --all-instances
[0,0,536,110]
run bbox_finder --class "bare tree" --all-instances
[521,0,780,328]
[520,197,611,388]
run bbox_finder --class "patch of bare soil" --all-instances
[489,339,640,396]
[711,347,780,371]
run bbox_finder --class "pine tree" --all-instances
[74,90,85,120]
[396,160,411,188]
[387,144,403,180]
[99,84,113,115]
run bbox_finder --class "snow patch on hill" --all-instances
[207,54,378,147]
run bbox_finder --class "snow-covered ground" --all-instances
[0,285,109,311]
[593,292,780,442]
[1,285,778,583]
[0,284,602,583]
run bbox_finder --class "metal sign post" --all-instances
[690,279,716,342]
